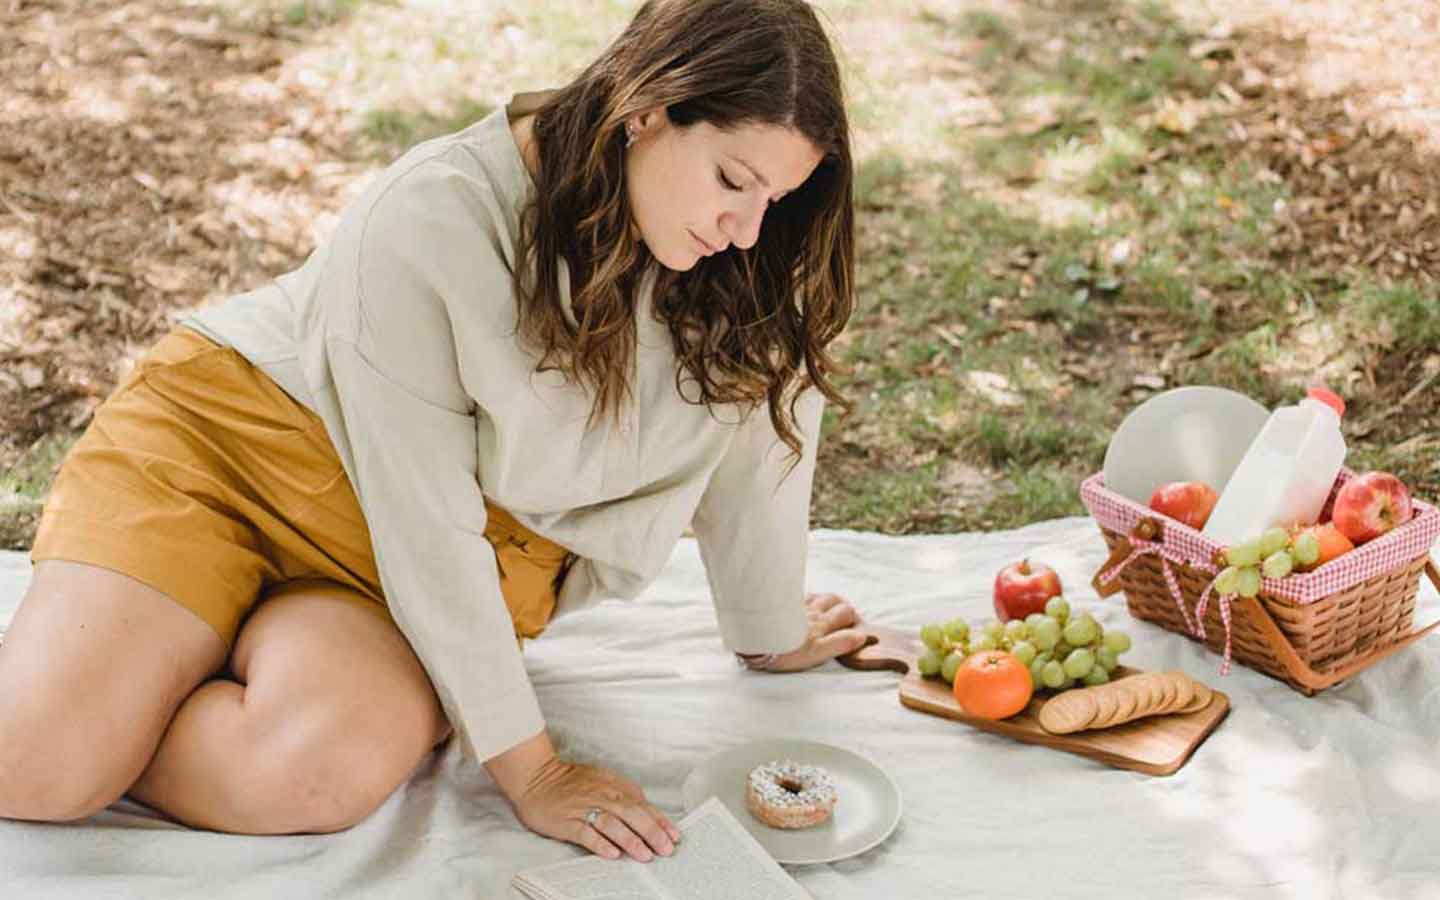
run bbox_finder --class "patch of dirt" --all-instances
[1189,0,1440,152]
[1169,18,1440,489]
[1222,35,1439,287]
[0,0,368,479]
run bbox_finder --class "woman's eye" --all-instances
[717,168,742,191]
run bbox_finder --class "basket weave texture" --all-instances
[1081,471,1440,695]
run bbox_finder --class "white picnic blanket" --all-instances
[2,517,1438,899]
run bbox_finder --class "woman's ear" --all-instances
[628,105,668,140]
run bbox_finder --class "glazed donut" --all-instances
[744,760,838,829]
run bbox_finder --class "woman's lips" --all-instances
[689,229,719,255]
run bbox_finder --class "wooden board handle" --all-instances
[836,623,918,674]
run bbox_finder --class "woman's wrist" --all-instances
[483,727,557,803]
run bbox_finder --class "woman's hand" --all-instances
[759,592,867,673]
[486,730,680,862]
[511,755,682,862]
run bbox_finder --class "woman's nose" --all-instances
[720,198,766,250]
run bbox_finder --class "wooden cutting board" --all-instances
[837,623,1230,776]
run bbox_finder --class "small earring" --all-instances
[625,125,637,147]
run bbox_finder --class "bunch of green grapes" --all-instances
[916,597,1134,692]
[1216,526,1318,598]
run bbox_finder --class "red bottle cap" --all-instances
[1307,385,1345,418]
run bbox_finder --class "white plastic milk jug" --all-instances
[1201,386,1348,547]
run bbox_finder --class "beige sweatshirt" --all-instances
[181,92,817,764]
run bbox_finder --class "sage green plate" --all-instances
[681,738,901,865]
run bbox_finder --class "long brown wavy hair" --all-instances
[513,0,855,477]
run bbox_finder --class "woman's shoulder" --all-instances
[309,111,535,352]
[345,109,530,262]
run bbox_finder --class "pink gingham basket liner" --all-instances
[1080,470,1440,604]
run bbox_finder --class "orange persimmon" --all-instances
[1293,522,1355,571]
[952,650,1034,720]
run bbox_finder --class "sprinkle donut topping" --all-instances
[744,760,839,830]
[747,760,836,807]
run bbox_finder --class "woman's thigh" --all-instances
[229,579,449,745]
[222,580,449,827]
[0,559,228,821]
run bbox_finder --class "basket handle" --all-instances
[1239,558,1440,692]
[1091,517,1166,598]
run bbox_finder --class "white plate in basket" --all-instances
[1102,386,1270,504]
[681,738,901,865]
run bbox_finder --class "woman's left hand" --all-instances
[761,592,868,673]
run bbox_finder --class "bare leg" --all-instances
[0,560,227,821]
[127,580,451,834]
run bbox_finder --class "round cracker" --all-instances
[1071,687,1100,720]
[1157,673,1192,717]
[1179,680,1213,714]
[1134,673,1167,721]
[1039,689,1098,734]
[1111,676,1141,724]
[1163,672,1194,714]
[1089,682,1122,729]
[1155,673,1179,716]
[1118,674,1148,723]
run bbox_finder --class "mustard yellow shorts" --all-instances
[31,327,573,648]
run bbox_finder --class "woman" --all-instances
[0,0,863,865]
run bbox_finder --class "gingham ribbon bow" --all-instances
[1097,534,1199,637]
[1098,533,1238,677]
[1192,573,1237,676]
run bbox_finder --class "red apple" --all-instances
[993,560,1063,622]
[1331,471,1413,544]
[1148,481,1219,530]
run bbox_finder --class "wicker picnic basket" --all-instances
[1080,470,1440,695]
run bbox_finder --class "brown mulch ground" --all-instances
[1223,28,1440,465]
[1230,34,1438,287]
[1,0,365,468]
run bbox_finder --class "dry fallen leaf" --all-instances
[1154,99,1199,135]
[18,363,45,391]
[966,371,1023,407]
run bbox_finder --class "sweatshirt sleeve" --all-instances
[690,386,822,655]
[302,147,544,764]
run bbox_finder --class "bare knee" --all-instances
[0,559,226,824]
[0,711,127,823]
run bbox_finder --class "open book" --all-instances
[511,797,813,900]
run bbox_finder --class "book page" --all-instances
[512,797,812,900]
[512,856,657,900]
[644,799,811,900]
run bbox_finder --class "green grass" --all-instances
[1355,283,1440,351]
[967,399,1108,471]
[959,10,1020,68]
[282,0,366,26]
[361,99,495,156]
[0,435,74,549]
[982,464,1085,528]
[210,0,379,28]
[1,435,72,502]
[822,463,948,534]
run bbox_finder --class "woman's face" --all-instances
[624,108,824,272]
